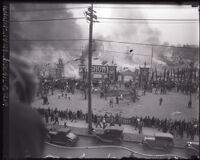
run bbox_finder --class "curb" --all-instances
[74,133,185,149]
[46,124,192,149]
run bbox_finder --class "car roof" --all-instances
[57,127,71,133]
[105,126,124,131]
[155,132,174,139]
[49,125,71,133]
[188,141,199,145]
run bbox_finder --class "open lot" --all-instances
[32,89,199,121]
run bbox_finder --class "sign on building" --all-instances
[93,74,103,79]
[91,65,116,74]
[79,65,117,81]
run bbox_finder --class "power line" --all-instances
[10,17,85,22]
[10,38,197,49]
[97,21,198,24]
[95,7,196,10]
[10,6,197,12]
[10,7,87,12]
[98,17,198,21]
[94,39,198,49]
[10,38,88,42]
[10,17,198,23]
[103,49,150,56]
[93,5,197,9]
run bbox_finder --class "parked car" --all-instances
[46,126,79,146]
[142,132,174,151]
[185,141,199,158]
[92,125,124,144]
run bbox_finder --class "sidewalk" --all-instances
[45,118,199,149]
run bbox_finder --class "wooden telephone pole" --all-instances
[84,4,98,134]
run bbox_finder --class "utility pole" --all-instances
[84,4,98,134]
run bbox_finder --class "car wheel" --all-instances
[187,149,198,158]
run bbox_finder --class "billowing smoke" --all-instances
[82,39,104,59]
[91,7,162,70]
[153,43,199,68]
[10,3,198,77]
[10,3,85,78]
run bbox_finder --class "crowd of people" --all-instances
[35,76,199,107]
[36,107,199,141]
[33,76,199,142]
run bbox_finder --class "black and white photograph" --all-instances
[4,2,199,158]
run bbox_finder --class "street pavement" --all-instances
[32,89,199,148]
[32,89,199,121]
[44,118,199,149]
[44,139,188,159]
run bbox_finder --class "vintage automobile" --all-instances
[185,141,199,158]
[46,126,79,146]
[142,132,174,151]
[92,125,124,144]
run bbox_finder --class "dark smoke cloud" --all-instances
[154,43,198,66]
[9,3,87,78]
[10,3,84,59]
[82,39,104,60]
[10,3,198,75]
[91,8,163,67]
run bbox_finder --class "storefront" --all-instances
[79,65,117,82]
[118,70,137,83]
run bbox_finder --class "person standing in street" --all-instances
[44,111,49,124]
[135,118,140,130]
[138,120,143,134]
[64,120,68,128]
[54,112,59,125]
[116,95,119,104]
[109,99,112,107]
[102,117,107,129]
[110,98,114,107]
[65,93,68,99]
[71,112,75,122]
[159,97,163,106]
[96,116,102,128]
[188,100,192,108]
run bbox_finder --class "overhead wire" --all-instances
[94,39,197,49]
[10,6,89,12]
[10,17,85,22]
[96,21,197,24]
[10,38,88,42]
[97,17,198,21]
[10,38,197,49]
[10,16,198,23]
[103,50,151,56]
[10,5,197,12]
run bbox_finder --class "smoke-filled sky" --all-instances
[10,3,199,78]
